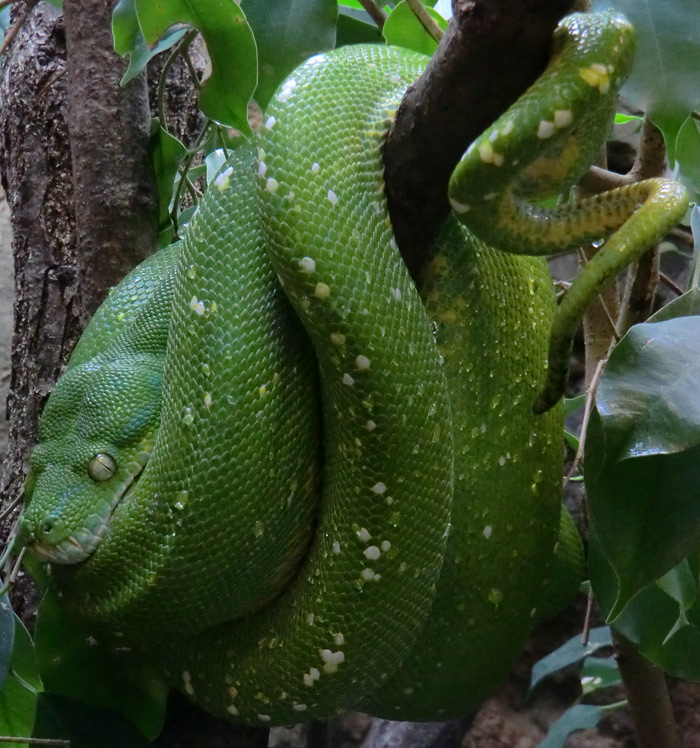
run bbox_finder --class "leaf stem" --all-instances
[157,27,199,134]
[356,0,387,30]
[404,0,443,42]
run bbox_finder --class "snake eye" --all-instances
[88,453,117,482]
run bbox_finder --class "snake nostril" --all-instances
[40,517,56,535]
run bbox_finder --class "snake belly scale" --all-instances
[19,12,680,725]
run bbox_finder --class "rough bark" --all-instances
[385,0,576,277]
[0,4,78,599]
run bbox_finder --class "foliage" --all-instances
[1,0,699,745]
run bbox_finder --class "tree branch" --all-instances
[384,0,576,277]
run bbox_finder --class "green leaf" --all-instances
[382,1,446,55]
[591,0,700,163]
[587,317,700,616]
[580,656,622,694]
[564,395,586,418]
[530,627,612,692]
[590,528,700,682]
[150,121,189,229]
[337,11,384,46]
[112,0,189,86]
[0,616,42,746]
[0,595,15,688]
[613,112,641,125]
[34,592,168,740]
[536,704,615,748]
[648,287,700,322]
[675,115,700,203]
[33,694,153,748]
[135,0,257,134]
[241,0,337,108]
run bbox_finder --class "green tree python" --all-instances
[16,12,688,726]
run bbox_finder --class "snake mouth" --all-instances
[28,447,152,566]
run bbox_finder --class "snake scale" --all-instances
[17,12,688,726]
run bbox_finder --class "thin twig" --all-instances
[404,0,444,42]
[157,27,199,132]
[0,0,39,56]
[356,0,387,30]
[0,0,17,11]
[658,271,684,297]
[566,358,606,481]
[581,586,595,645]
[171,120,213,233]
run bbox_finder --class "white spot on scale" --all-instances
[182,671,194,696]
[391,287,402,301]
[299,256,316,273]
[381,540,391,552]
[372,482,387,495]
[292,704,308,712]
[327,189,339,205]
[501,120,514,136]
[365,420,376,432]
[264,115,277,130]
[498,455,506,466]
[203,392,212,409]
[257,715,271,723]
[330,332,345,346]
[553,109,573,128]
[478,141,495,163]
[364,545,381,560]
[303,667,321,686]
[320,649,345,674]
[483,192,498,201]
[214,166,234,191]
[356,527,371,542]
[361,568,378,581]
[306,613,314,625]
[537,120,555,139]
[355,355,370,370]
[450,198,470,214]
[189,296,205,316]
[311,162,320,173]
[265,177,279,194]
[314,282,331,299]
[482,525,493,539]
[257,161,267,177]
[342,373,355,386]
[227,704,240,716]
[332,541,341,555]
[334,632,345,645]
[389,72,401,83]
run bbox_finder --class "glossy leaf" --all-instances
[590,528,700,682]
[135,0,257,134]
[592,0,700,163]
[112,0,188,86]
[0,595,14,689]
[0,616,41,745]
[675,115,700,203]
[530,627,612,692]
[337,12,384,46]
[587,317,700,616]
[382,1,447,55]
[242,0,337,108]
[150,122,188,229]
[580,656,621,694]
[33,694,152,748]
[34,591,168,740]
[536,704,617,748]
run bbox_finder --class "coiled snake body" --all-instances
[20,13,688,726]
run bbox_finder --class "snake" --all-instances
[16,11,688,727]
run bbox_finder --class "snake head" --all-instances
[22,355,163,565]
